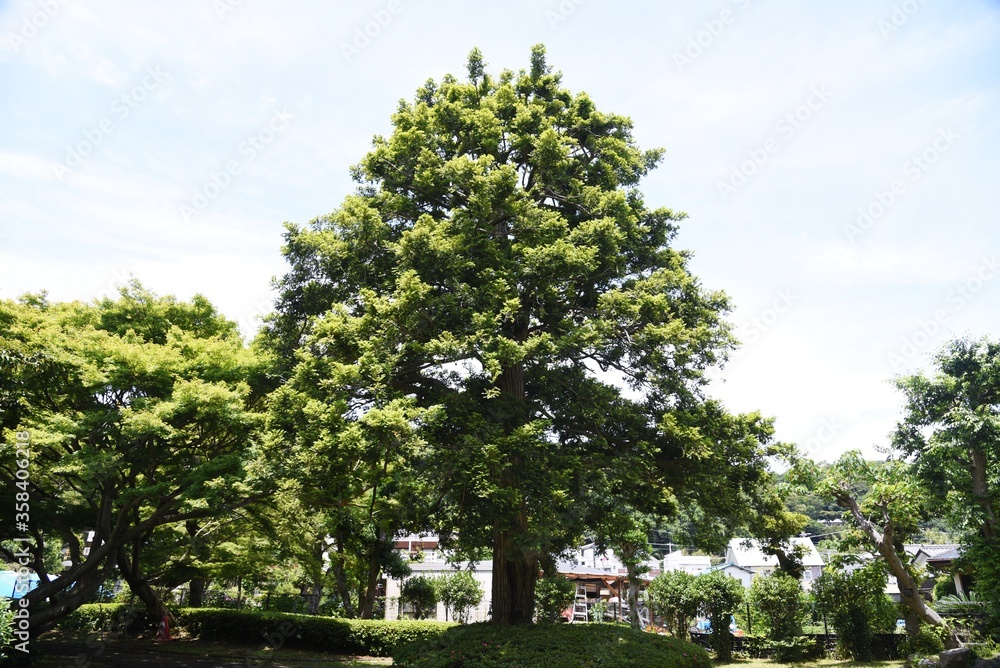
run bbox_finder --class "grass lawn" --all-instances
[716,660,902,668]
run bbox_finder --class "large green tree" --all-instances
[267,46,780,625]
[0,285,268,634]
[894,337,1000,631]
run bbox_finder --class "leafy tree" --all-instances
[533,575,575,623]
[436,571,484,623]
[400,576,438,620]
[819,452,958,646]
[812,563,897,661]
[266,45,782,625]
[263,361,428,618]
[0,285,268,634]
[894,337,1000,632]
[0,598,14,660]
[647,570,699,638]
[747,570,804,641]
[692,571,743,661]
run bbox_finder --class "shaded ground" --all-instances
[29,639,390,667]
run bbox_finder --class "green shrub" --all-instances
[692,570,743,662]
[647,571,699,638]
[1,598,16,660]
[57,603,155,634]
[175,608,451,656]
[59,605,451,657]
[434,571,484,623]
[393,622,712,668]
[747,571,805,642]
[770,635,823,663]
[535,575,576,623]
[900,625,946,658]
[401,576,438,620]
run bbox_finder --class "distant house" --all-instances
[700,562,755,588]
[663,551,711,576]
[876,544,965,600]
[384,555,493,623]
[725,538,824,589]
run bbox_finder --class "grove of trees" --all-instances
[0,46,998,653]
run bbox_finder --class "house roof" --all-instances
[703,561,754,575]
[727,537,825,568]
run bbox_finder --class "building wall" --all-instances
[385,562,493,623]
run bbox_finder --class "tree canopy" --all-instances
[0,285,269,634]
[265,45,784,625]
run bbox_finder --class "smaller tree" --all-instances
[647,570,700,638]
[747,571,805,641]
[400,576,438,620]
[1,598,14,660]
[812,563,896,662]
[534,575,575,623]
[693,571,744,661]
[436,572,484,623]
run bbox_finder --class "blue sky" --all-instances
[2,0,998,462]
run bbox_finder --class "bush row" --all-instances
[59,604,452,657]
[393,622,713,668]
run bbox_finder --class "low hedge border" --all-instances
[59,604,452,657]
[393,622,713,668]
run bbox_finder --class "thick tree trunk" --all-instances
[625,561,642,629]
[332,532,357,618]
[117,546,172,624]
[970,449,998,542]
[359,532,386,619]
[188,578,205,608]
[491,527,538,625]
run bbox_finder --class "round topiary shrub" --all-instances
[393,622,712,668]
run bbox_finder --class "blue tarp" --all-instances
[0,570,40,598]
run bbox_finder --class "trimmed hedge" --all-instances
[393,622,713,668]
[59,604,451,657]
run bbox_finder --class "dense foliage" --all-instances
[0,286,269,633]
[692,570,743,661]
[647,570,699,638]
[747,571,805,642]
[263,44,785,625]
[435,571,484,623]
[392,622,712,668]
[60,604,451,656]
[812,564,897,661]
[533,575,576,623]
[894,337,1000,633]
[401,576,438,620]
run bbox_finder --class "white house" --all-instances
[663,551,711,576]
[700,562,755,588]
[725,537,824,589]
